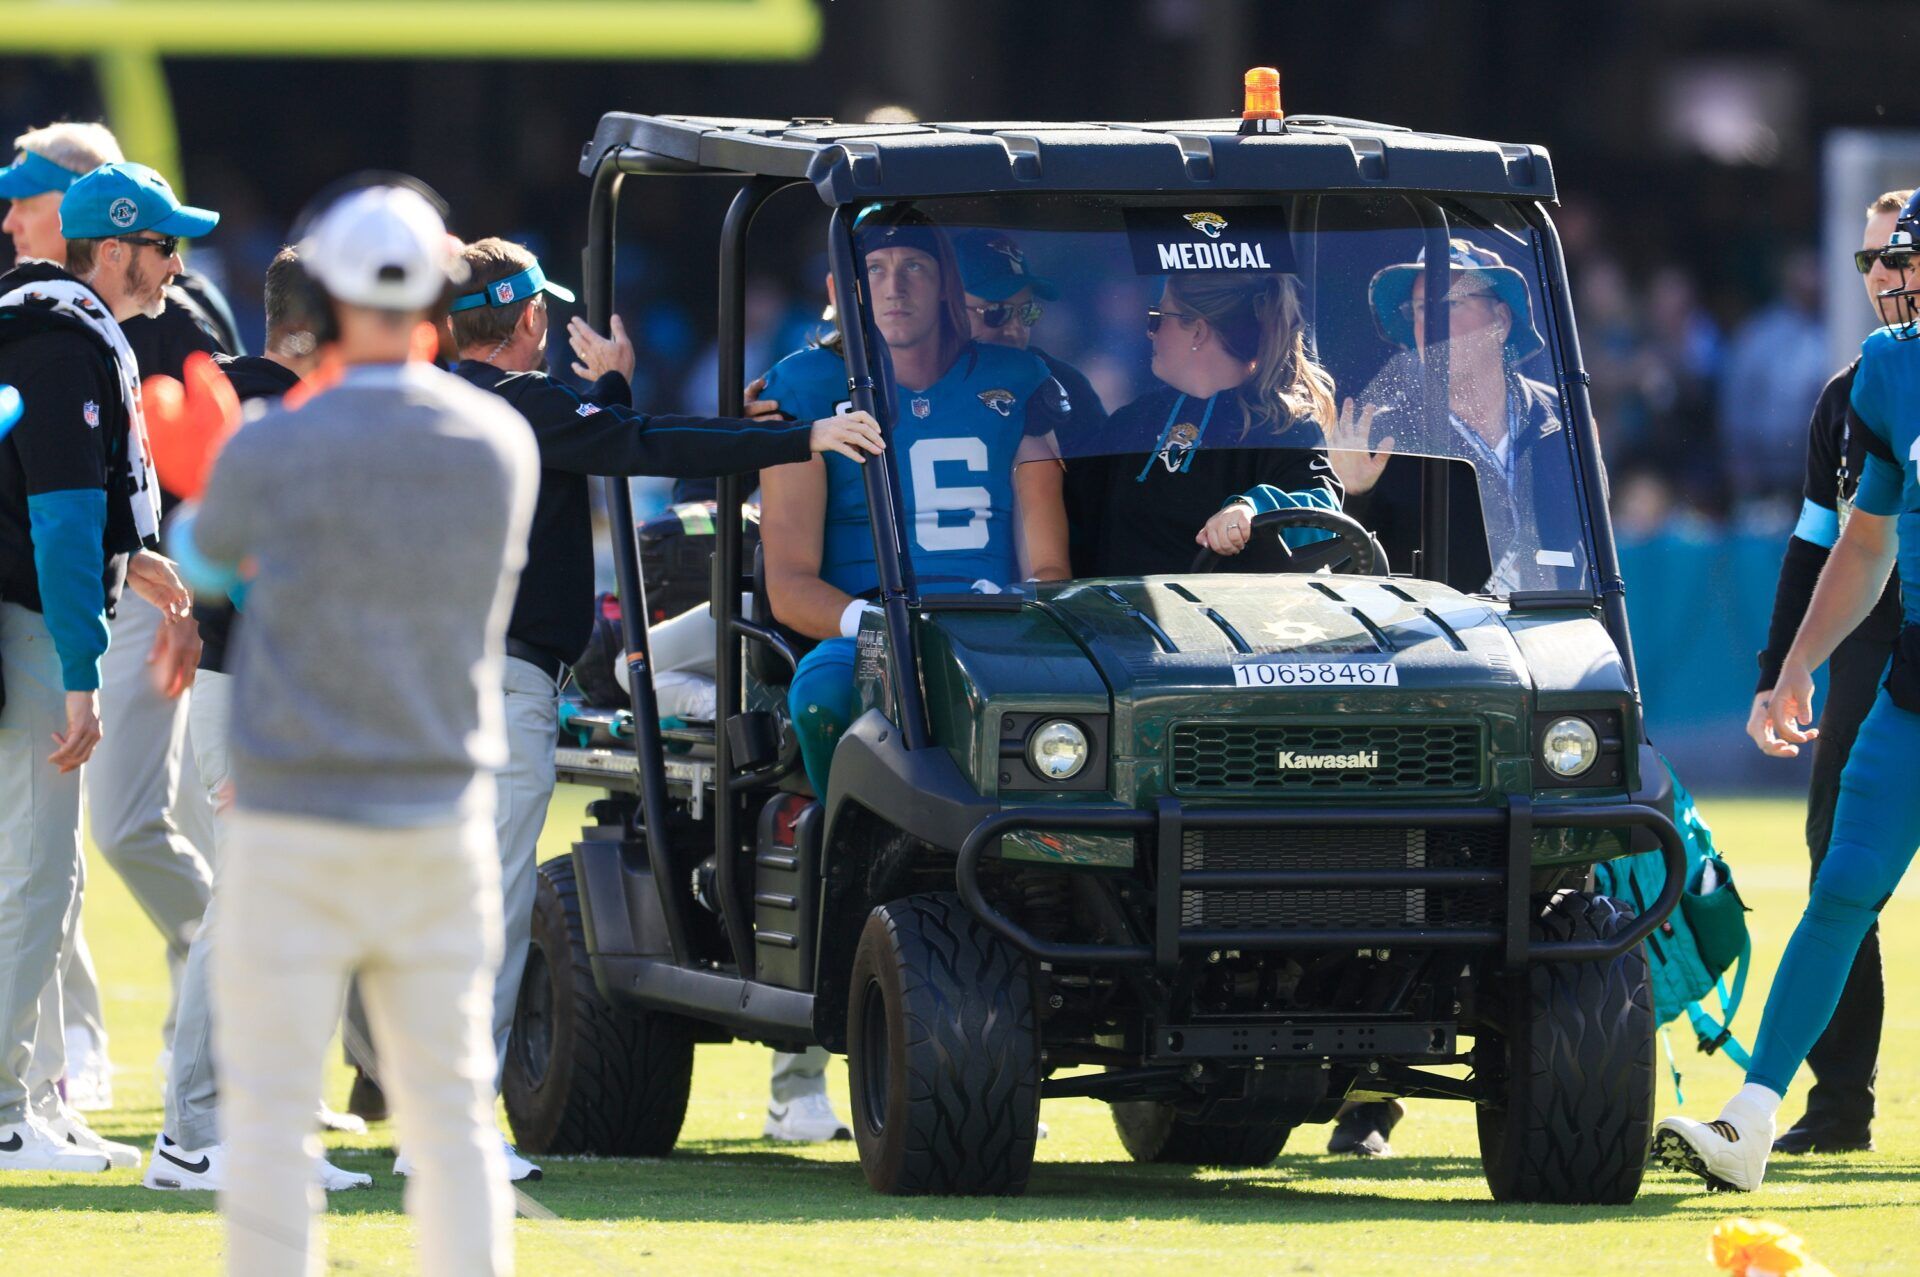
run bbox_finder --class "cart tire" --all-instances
[1111,1102,1293,1166]
[504,855,695,1157]
[1477,890,1655,1204]
[847,892,1040,1195]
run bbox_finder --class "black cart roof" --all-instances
[580,112,1555,205]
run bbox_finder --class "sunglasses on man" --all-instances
[966,299,1043,329]
[114,234,180,258]
[1854,247,1914,275]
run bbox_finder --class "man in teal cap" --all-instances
[0,159,212,1174]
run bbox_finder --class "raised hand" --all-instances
[1325,397,1393,496]
[567,314,636,382]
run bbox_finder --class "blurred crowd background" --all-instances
[5,0,1919,782]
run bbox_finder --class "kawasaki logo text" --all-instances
[1277,750,1380,770]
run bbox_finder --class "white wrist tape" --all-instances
[840,597,878,637]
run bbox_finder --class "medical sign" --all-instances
[1124,207,1295,276]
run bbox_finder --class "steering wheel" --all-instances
[1189,505,1387,575]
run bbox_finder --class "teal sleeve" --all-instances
[1854,452,1905,518]
[166,505,244,600]
[26,489,109,692]
[1233,483,1339,548]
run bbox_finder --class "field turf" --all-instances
[2,791,1915,1274]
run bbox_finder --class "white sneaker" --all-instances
[64,1027,113,1112]
[316,1103,367,1136]
[764,1092,852,1143]
[145,1136,373,1193]
[1654,1095,1776,1192]
[0,1118,112,1173]
[145,1134,221,1190]
[394,1135,542,1183]
[317,1156,373,1191]
[43,1104,141,1170]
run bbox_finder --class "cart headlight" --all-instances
[1540,716,1599,778]
[1027,719,1090,781]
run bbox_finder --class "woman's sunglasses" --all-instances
[1145,307,1200,334]
[1854,248,1915,275]
[966,299,1043,329]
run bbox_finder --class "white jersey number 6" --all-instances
[908,437,991,551]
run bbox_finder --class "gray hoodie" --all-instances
[191,362,538,825]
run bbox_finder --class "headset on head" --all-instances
[282,170,464,349]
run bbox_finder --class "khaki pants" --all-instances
[0,604,83,1124]
[215,801,510,1277]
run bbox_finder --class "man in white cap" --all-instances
[168,176,537,1275]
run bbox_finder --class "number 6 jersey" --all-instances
[760,339,1068,596]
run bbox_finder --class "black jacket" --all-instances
[1346,374,1581,593]
[1065,384,1339,578]
[1755,361,1904,693]
[193,354,301,673]
[0,260,143,617]
[454,361,816,670]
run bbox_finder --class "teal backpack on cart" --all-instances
[1593,758,1752,1101]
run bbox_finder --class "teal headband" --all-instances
[449,260,576,313]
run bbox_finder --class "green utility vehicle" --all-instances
[505,96,1685,1205]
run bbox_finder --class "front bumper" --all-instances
[955,795,1683,971]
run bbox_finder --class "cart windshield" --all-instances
[810,192,1594,601]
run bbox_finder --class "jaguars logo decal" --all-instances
[1158,421,1200,472]
[977,388,1015,417]
[1184,211,1229,239]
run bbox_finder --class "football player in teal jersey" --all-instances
[1656,191,1920,1192]
[759,206,1071,795]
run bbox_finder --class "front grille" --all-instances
[1170,721,1483,794]
[1179,826,1502,931]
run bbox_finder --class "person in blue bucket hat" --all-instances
[1321,235,1583,605]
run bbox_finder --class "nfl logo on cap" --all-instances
[83,400,99,427]
[494,280,515,304]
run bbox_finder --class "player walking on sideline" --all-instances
[167,181,535,1275]
[1742,188,1912,1155]
[1657,189,1920,1193]
[0,161,209,1173]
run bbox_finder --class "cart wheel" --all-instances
[846,892,1040,1195]
[504,855,694,1156]
[1111,1101,1293,1166]
[1477,890,1655,1204]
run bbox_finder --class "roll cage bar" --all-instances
[580,112,1635,981]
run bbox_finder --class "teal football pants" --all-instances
[790,637,859,796]
[1747,690,1920,1097]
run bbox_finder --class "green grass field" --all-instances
[3,791,1915,1275]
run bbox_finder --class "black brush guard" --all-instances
[956,796,1683,970]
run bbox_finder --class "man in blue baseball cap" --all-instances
[1,121,232,1148]
[0,157,211,1176]
[58,162,218,323]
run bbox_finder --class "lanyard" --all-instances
[1449,387,1523,491]
[1135,393,1219,483]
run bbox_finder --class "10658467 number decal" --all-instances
[1231,661,1399,688]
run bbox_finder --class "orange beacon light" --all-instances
[1243,66,1283,121]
